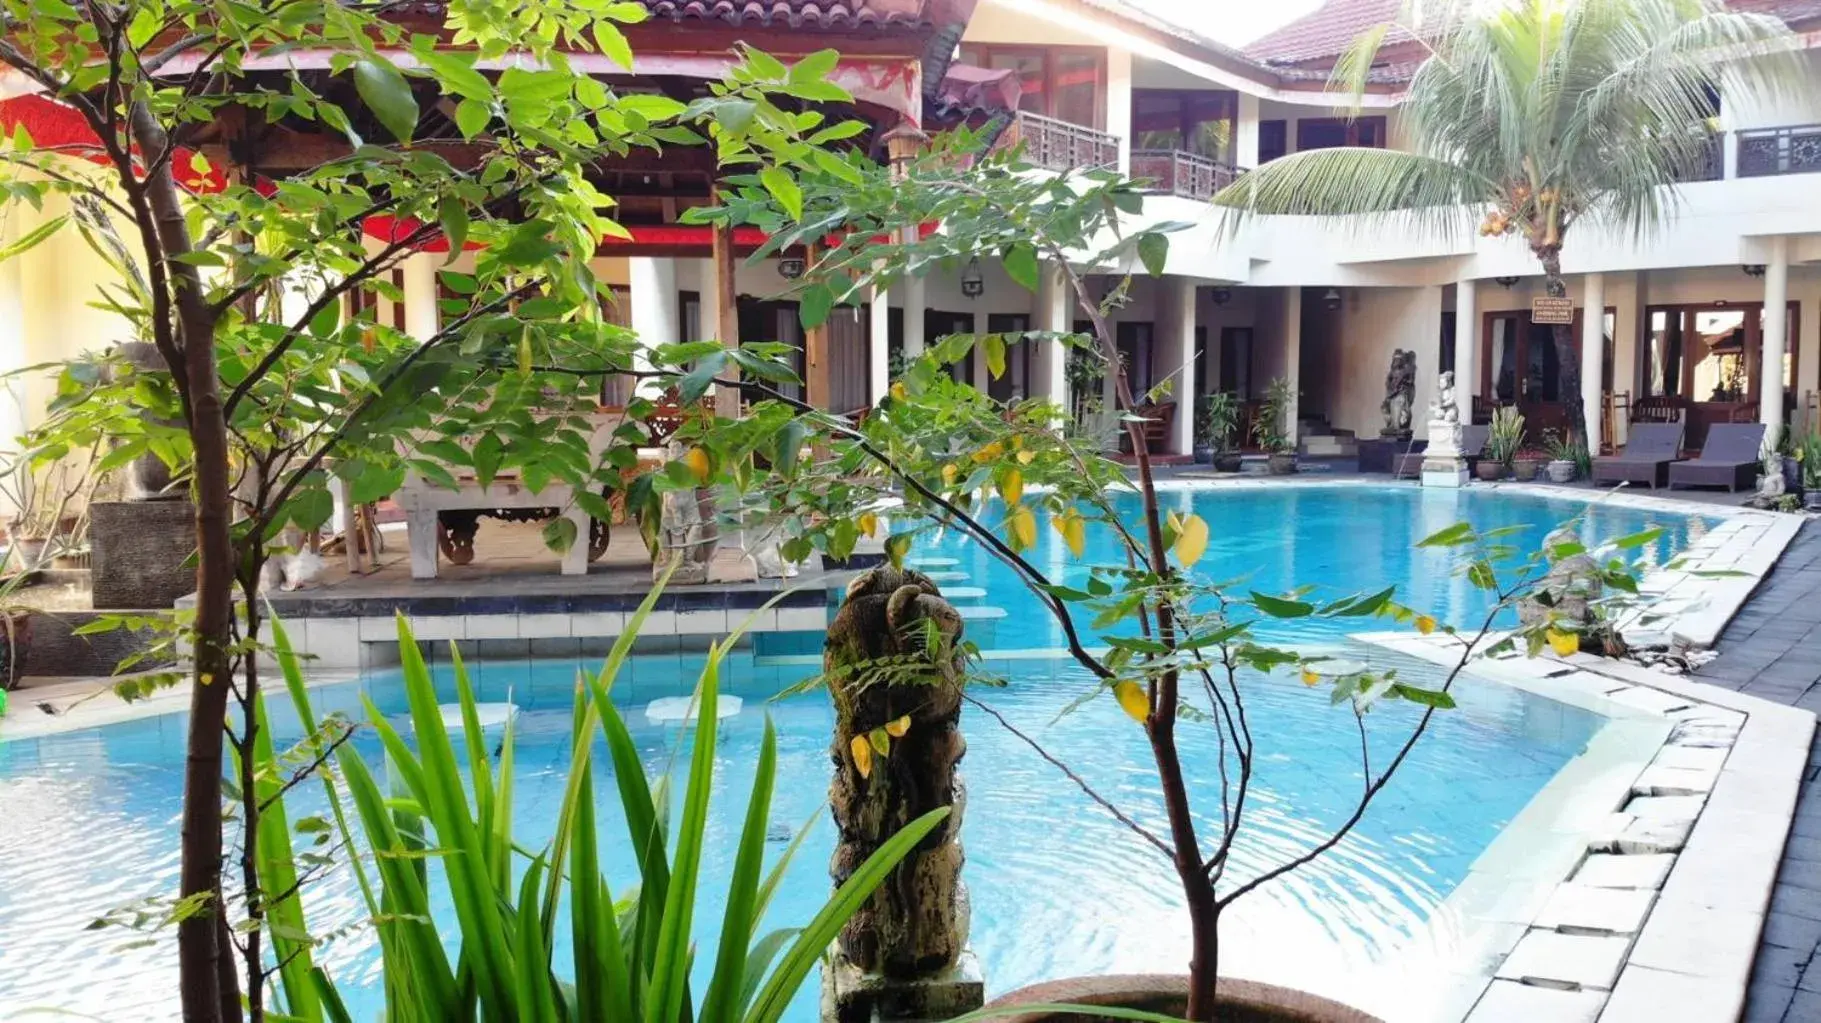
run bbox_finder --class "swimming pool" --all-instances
[0,484,1712,1019]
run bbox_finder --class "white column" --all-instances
[902,276,927,358]
[0,211,24,519]
[970,310,991,392]
[1168,278,1197,455]
[1235,93,1260,168]
[868,283,891,405]
[1580,272,1605,447]
[1284,286,1302,448]
[1453,278,1478,412]
[1106,48,1134,174]
[1762,236,1790,439]
[628,256,678,398]
[400,252,440,341]
[1034,263,1069,409]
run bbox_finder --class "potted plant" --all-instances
[1541,431,1579,483]
[1510,446,1545,481]
[1800,429,1821,511]
[1480,406,1525,482]
[1253,377,1298,474]
[0,455,95,572]
[1200,391,1243,472]
[0,568,36,693]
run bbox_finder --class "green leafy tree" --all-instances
[0,2,857,1016]
[1213,0,1803,441]
[690,132,1670,1020]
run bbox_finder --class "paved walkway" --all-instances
[1692,521,1821,1022]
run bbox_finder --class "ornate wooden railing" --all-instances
[1737,123,1821,177]
[1130,149,1242,201]
[1002,110,1119,173]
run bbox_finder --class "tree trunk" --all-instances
[129,101,240,1023]
[1537,247,1587,444]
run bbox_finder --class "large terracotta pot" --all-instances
[984,975,1380,1023]
[1510,457,1541,482]
[1473,461,1506,483]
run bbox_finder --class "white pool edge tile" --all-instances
[1356,631,1814,1023]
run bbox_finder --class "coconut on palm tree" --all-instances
[1213,0,1805,443]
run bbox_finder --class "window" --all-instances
[957,44,1107,128]
[1294,116,1387,152]
[1131,89,1236,160]
[1258,120,1287,164]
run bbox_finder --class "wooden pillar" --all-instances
[711,222,741,418]
[804,244,833,411]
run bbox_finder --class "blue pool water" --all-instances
[916,483,1712,650]
[0,485,1712,1019]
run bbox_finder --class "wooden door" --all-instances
[1483,310,1581,434]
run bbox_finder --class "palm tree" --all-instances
[1214,0,1805,442]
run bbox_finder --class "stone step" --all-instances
[937,586,987,601]
[905,556,958,569]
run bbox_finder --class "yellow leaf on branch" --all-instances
[1546,629,1579,656]
[685,446,711,482]
[1415,614,1437,635]
[885,714,910,738]
[1300,668,1320,687]
[1053,509,1086,558]
[1113,680,1149,723]
[850,734,873,779]
[1173,513,1209,568]
[1007,503,1037,551]
[998,468,1023,506]
[858,511,878,537]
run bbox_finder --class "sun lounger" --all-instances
[1666,422,1766,492]
[1591,422,1685,489]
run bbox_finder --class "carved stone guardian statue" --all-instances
[822,566,982,1022]
[649,440,717,583]
[1380,348,1417,440]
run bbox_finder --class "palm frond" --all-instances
[1212,147,1491,242]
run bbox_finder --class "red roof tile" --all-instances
[640,0,928,29]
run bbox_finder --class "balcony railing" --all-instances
[1130,149,1242,201]
[1002,110,1119,173]
[1737,123,1821,177]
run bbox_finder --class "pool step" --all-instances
[905,556,958,569]
[922,570,967,583]
[937,586,986,601]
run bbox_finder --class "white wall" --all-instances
[1323,286,1443,439]
[1718,51,1821,133]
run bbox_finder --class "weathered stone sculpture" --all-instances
[1421,370,1468,488]
[113,342,182,500]
[650,440,716,584]
[1381,348,1417,439]
[823,566,981,1022]
[1519,525,1607,644]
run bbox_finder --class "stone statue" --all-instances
[650,440,716,584]
[1380,349,1417,439]
[823,566,979,1022]
[1430,370,1460,425]
[112,342,182,499]
[1519,525,1609,648]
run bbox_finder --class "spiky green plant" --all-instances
[1214,0,1804,444]
[264,585,950,1023]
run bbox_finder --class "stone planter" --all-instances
[1474,461,1507,482]
[0,610,33,691]
[1213,452,1244,473]
[1806,490,1821,512]
[984,974,1379,1023]
[1545,459,1577,483]
[1510,457,1542,482]
[1266,452,1297,475]
[90,500,198,609]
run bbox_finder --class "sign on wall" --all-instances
[1531,296,1574,325]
